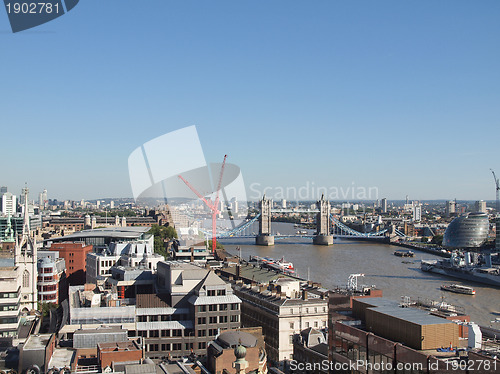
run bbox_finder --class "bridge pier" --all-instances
[257,195,274,246]
[256,234,275,246]
[314,194,333,246]
[313,234,333,245]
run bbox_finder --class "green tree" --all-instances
[208,240,225,251]
[431,234,443,245]
[148,224,178,256]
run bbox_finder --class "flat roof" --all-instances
[368,306,454,326]
[47,227,149,241]
[98,340,141,352]
[23,334,53,350]
[74,326,126,335]
[357,298,454,326]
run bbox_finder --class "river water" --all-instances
[220,222,500,327]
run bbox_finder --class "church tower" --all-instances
[15,186,38,313]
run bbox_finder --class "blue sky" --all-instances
[1,0,499,201]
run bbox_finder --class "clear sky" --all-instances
[1,0,499,201]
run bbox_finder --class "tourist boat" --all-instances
[394,249,414,257]
[440,284,476,295]
[249,255,295,275]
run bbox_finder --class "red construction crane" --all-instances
[178,155,227,254]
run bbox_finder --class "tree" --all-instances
[431,234,444,245]
[208,240,224,251]
[148,224,178,256]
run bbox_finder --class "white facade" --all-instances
[235,280,328,363]
[1,192,16,215]
[475,200,487,214]
[86,240,162,284]
[0,190,38,338]
[0,265,22,337]
[412,204,422,222]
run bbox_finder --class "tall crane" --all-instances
[179,155,228,254]
[491,169,500,213]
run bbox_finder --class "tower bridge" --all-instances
[216,195,397,246]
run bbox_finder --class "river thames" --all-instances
[220,222,500,327]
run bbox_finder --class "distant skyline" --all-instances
[1,1,499,201]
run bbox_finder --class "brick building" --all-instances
[47,242,92,285]
[97,339,143,371]
[207,327,267,374]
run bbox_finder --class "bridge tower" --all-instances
[256,195,274,246]
[313,194,334,245]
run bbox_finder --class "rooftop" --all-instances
[74,326,127,335]
[46,227,149,241]
[217,330,257,348]
[357,298,456,326]
[219,263,298,284]
[23,334,53,351]
[98,340,141,352]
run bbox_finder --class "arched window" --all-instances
[23,270,30,288]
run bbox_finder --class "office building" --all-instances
[475,200,487,213]
[38,189,47,210]
[48,242,93,285]
[412,204,422,222]
[234,279,328,364]
[86,239,162,285]
[1,193,16,216]
[328,294,470,373]
[37,256,67,304]
[445,200,456,217]
[443,212,489,248]
[139,261,242,359]
[381,198,387,213]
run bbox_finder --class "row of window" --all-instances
[146,342,206,352]
[197,315,239,325]
[289,306,326,314]
[0,303,18,312]
[137,314,187,322]
[138,329,184,338]
[38,276,54,282]
[289,320,326,329]
[197,303,239,312]
[39,285,57,292]
[206,289,226,296]
[0,292,18,299]
[0,317,18,324]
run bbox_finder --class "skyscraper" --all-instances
[445,200,456,217]
[1,192,17,215]
[381,198,387,213]
[38,189,48,210]
[474,200,487,214]
[412,204,422,222]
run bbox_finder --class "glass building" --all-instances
[443,212,490,248]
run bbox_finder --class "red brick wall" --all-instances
[49,242,93,285]
[99,349,142,370]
